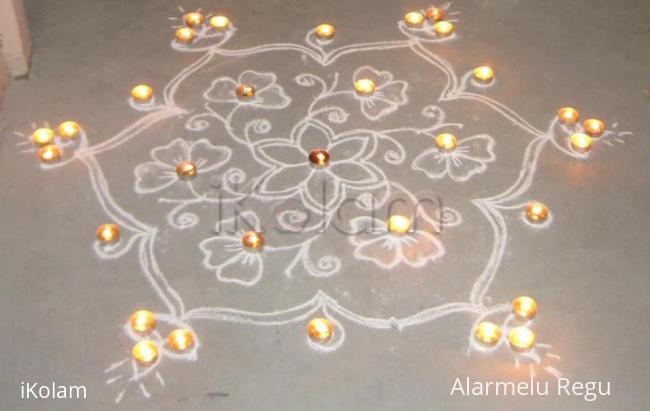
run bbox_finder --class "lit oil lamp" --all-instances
[37,145,61,163]
[507,327,535,352]
[236,84,255,99]
[433,21,454,38]
[472,66,494,84]
[175,27,196,43]
[425,6,445,21]
[209,15,230,31]
[570,132,592,153]
[167,329,194,351]
[183,12,204,28]
[57,121,80,140]
[314,24,335,40]
[131,84,153,102]
[32,128,55,146]
[524,202,549,224]
[309,149,330,167]
[404,11,425,28]
[307,318,333,343]
[583,118,605,137]
[132,340,158,365]
[435,132,458,150]
[474,321,502,346]
[387,215,411,235]
[242,231,264,250]
[354,78,375,96]
[557,107,579,125]
[176,160,197,178]
[512,296,537,320]
[96,223,120,244]
[130,310,155,334]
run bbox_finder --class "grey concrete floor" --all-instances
[0,0,649,410]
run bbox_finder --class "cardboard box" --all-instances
[0,55,7,106]
[0,0,30,105]
[0,0,31,77]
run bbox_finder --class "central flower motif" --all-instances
[254,121,386,213]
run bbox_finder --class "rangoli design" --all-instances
[14,4,632,403]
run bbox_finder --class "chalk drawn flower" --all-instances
[203,70,291,109]
[134,138,231,194]
[199,211,266,286]
[353,66,408,121]
[348,216,445,269]
[254,121,385,212]
[411,134,496,182]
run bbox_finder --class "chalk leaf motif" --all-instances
[199,211,265,287]
[204,70,291,109]
[412,134,496,182]
[348,216,445,269]
[352,66,408,121]
[134,138,231,194]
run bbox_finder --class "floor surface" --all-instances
[0,1,649,410]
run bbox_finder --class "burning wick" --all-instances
[508,327,536,352]
[426,7,445,22]
[472,66,494,84]
[131,84,153,102]
[32,128,55,146]
[512,296,537,320]
[354,78,375,96]
[132,340,158,364]
[433,21,454,37]
[435,133,458,150]
[570,133,592,153]
[557,107,579,125]
[236,84,255,99]
[209,15,230,31]
[38,145,61,163]
[314,24,335,40]
[130,310,155,334]
[175,27,196,43]
[387,215,411,235]
[176,160,197,178]
[242,231,264,250]
[183,12,204,28]
[167,329,194,351]
[474,321,502,346]
[96,223,120,244]
[309,149,330,167]
[404,11,425,28]
[525,202,549,224]
[583,118,605,137]
[307,318,333,343]
[57,121,80,140]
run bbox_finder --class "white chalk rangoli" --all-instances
[15,4,633,403]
